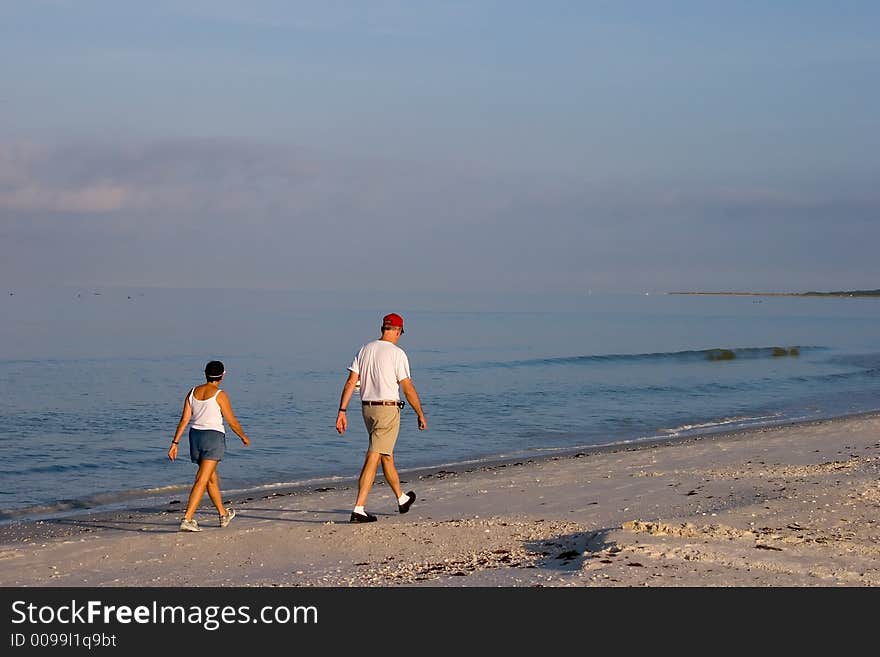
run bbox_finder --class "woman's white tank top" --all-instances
[189,388,225,433]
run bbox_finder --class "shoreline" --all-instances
[2,408,875,531]
[668,291,880,297]
[2,410,880,586]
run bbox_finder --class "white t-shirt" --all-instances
[349,340,412,402]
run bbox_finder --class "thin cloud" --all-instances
[0,183,128,214]
[0,138,320,216]
[160,0,460,37]
[2,137,877,223]
[2,136,877,293]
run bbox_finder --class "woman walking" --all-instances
[168,360,250,532]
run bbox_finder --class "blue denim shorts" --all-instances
[189,428,226,463]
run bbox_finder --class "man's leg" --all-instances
[355,450,382,507]
[381,454,416,513]
[379,454,403,499]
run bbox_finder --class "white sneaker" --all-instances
[179,518,201,532]
[219,507,236,528]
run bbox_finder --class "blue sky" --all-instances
[1,1,878,293]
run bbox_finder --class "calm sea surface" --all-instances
[2,287,879,521]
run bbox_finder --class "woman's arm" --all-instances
[217,391,250,445]
[168,394,192,461]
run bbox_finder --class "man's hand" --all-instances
[417,414,427,431]
[168,443,178,461]
[336,411,348,435]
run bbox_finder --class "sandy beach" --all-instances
[1,413,879,587]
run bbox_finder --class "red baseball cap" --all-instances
[382,312,405,333]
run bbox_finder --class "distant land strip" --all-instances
[669,289,880,297]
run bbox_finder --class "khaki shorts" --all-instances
[362,405,401,455]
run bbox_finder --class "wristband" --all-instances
[171,441,179,445]
[338,408,347,412]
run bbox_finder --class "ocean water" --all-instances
[2,286,880,522]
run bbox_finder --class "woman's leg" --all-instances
[184,459,220,520]
[206,470,227,516]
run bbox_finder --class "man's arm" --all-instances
[336,370,359,435]
[399,378,427,430]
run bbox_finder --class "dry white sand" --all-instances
[2,413,879,587]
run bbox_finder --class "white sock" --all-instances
[354,505,366,515]
[398,493,410,505]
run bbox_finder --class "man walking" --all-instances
[336,312,427,523]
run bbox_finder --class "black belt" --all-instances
[362,400,400,406]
